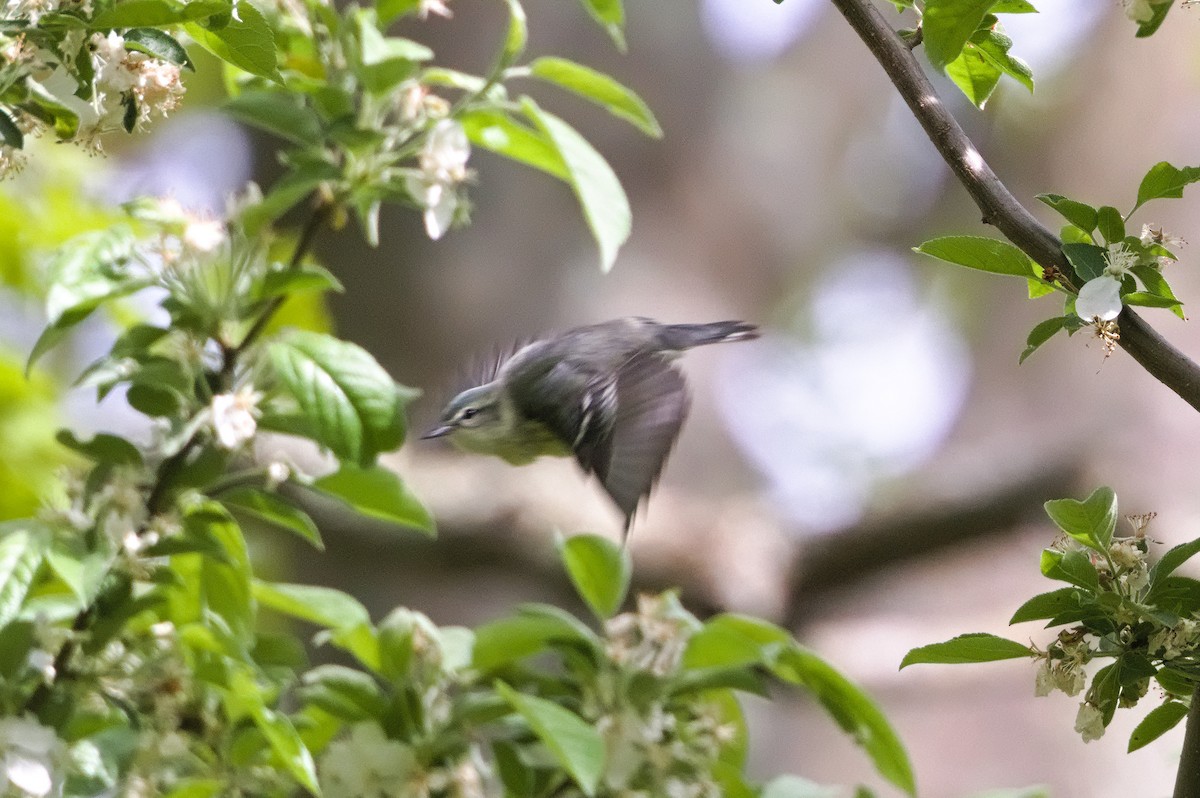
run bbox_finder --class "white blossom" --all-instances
[25,650,55,684]
[265,461,291,489]
[1141,223,1185,250]
[0,716,64,797]
[1075,274,1122,322]
[319,723,415,798]
[417,0,452,19]
[182,218,226,252]
[210,387,262,450]
[406,119,470,240]
[1074,702,1105,742]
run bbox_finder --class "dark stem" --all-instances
[23,199,332,718]
[830,0,1200,414]
[1175,688,1200,798]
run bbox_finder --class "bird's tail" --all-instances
[659,320,760,350]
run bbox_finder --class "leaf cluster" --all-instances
[903,487,1200,753]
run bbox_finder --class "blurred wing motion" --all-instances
[575,353,690,531]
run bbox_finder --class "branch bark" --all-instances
[829,0,1200,413]
[1176,687,1200,798]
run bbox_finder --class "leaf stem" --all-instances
[829,0,1200,413]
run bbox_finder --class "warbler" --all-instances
[423,317,759,530]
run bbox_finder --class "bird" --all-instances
[422,317,759,532]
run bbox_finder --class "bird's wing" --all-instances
[507,352,616,469]
[598,353,690,530]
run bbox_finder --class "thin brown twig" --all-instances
[830,0,1200,413]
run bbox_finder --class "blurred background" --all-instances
[4,0,1200,795]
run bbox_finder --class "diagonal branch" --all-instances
[830,0,1200,414]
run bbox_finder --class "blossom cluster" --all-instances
[0,19,186,178]
[1032,516,1200,744]
[1074,225,1185,325]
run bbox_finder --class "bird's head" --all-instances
[422,383,507,452]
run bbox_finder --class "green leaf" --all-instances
[185,2,279,81]
[527,57,661,137]
[92,0,177,27]
[1061,242,1107,282]
[190,502,255,642]
[682,613,789,670]
[495,682,605,797]
[1039,548,1100,591]
[1134,161,1200,214]
[990,0,1037,12]
[1150,537,1200,590]
[0,108,24,149]
[123,28,193,69]
[1096,205,1126,245]
[473,605,601,671]
[914,236,1037,278]
[354,13,432,94]
[500,0,528,67]
[253,580,371,630]
[25,77,81,140]
[1123,291,1183,311]
[773,644,915,796]
[1130,264,1184,320]
[1044,486,1117,551]
[252,706,319,795]
[970,28,1033,92]
[945,43,1001,108]
[576,0,625,50]
[224,91,322,145]
[0,527,44,627]
[922,0,994,70]
[1135,0,1173,38]
[1129,701,1188,752]
[260,262,343,299]
[900,633,1032,667]
[460,109,568,181]
[1037,194,1098,233]
[1009,587,1092,624]
[1019,316,1067,364]
[55,429,143,466]
[310,463,434,535]
[559,533,630,620]
[300,663,387,720]
[43,226,140,328]
[220,487,323,550]
[45,545,108,605]
[521,98,631,273]
[266,330,415,466]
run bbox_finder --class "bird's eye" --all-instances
[460,407,478,421]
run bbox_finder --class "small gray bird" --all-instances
[423,317,759,530]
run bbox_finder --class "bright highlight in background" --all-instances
[701,0,823,62]
[718,251,972,533]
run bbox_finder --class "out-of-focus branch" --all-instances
[1175,686,1200,798]
[829,0,1200,414]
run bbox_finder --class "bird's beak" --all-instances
[421,424,454,440]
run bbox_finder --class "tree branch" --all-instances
[1175,687,1200,798]
[829,0,1200,414]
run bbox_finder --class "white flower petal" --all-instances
[5,752,53,796]
[424,189,457,240]
[1075,275,1122,322]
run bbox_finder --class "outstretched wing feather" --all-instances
[601,354,690,527]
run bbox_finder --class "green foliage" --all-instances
[905,488,1200,752]
[0,2,932,796]
[914,235,1038,278]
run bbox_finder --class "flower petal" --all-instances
[1076,275,1122,322]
